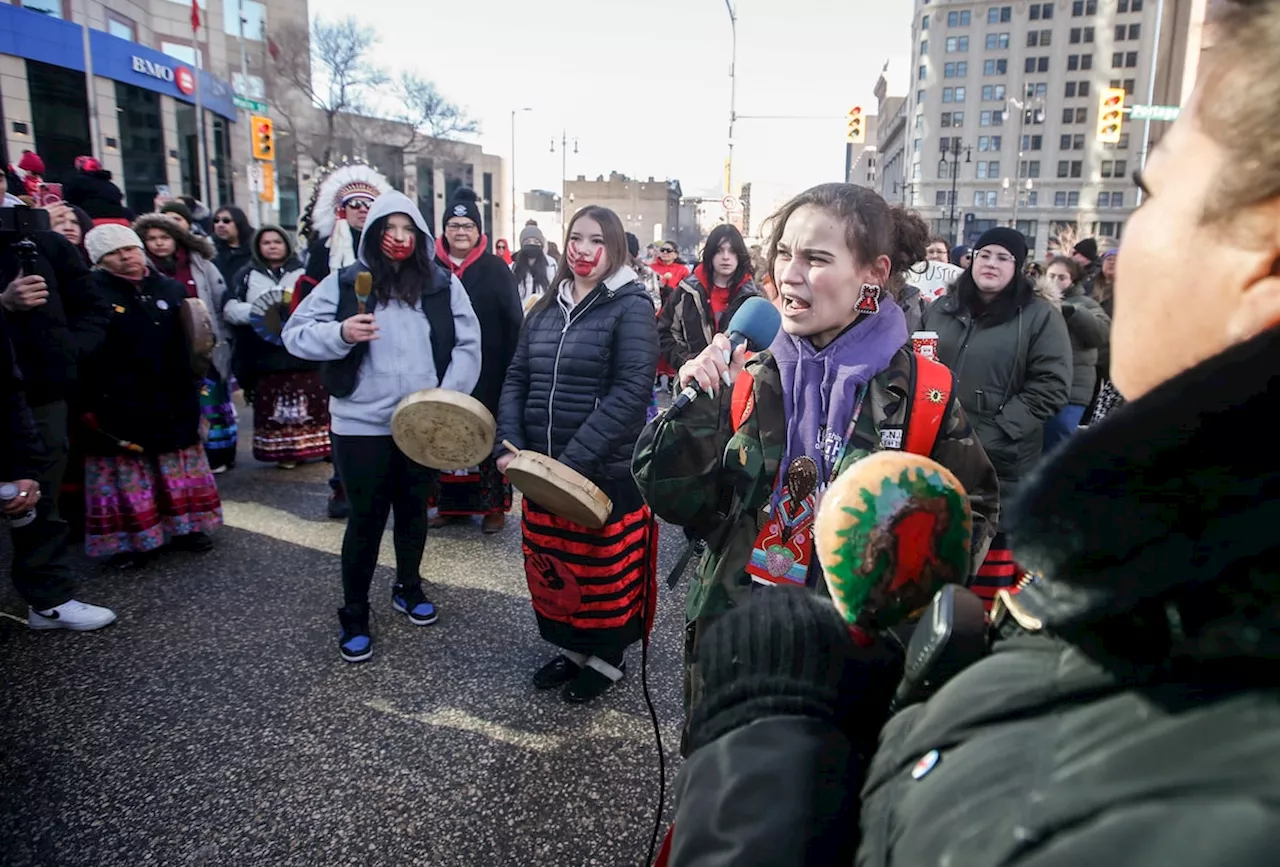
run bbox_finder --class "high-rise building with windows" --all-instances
[902,0,1204,257]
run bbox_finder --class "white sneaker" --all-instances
[29,599,118,632]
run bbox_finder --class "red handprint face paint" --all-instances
[381,233,416,262]
[569,242,603,276]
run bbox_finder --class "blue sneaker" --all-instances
[338,603,373,663]
[391,584,438,626]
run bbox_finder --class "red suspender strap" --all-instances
[730,369,756,433]
[905,353,954,457]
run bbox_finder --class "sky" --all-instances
[307,0,913,205]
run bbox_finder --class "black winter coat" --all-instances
[664,328,1280,867]
[0,309,42,481]
[213,240,253,289]
[658,268,762,370]
[80,269,201,455]
[62,170,129,222]
[436,252,523,414]
[0,229,110,407]
[496,269,659,501]
[922,277,1071,501]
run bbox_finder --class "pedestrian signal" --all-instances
[1096,89,1125,144]
[252,116,275,160]
[847,106,865,144]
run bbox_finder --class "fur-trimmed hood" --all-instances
[1033,275,1064,309]
[133,213,215,260]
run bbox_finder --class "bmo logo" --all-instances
[131,56,195,95]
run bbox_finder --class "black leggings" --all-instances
[331,433,436,606]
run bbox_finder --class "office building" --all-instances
[903,0,1204,257]
[563,172,684,248]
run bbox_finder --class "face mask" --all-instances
[521,243,542,260]
[381,233,415,262]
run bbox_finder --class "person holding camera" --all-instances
[0,199,115,630]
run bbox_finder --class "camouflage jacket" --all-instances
[633,346,1000,622]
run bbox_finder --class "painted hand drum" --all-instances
[503,445,612,529]
[180,297,216,379]
[249,287,290,346]
[390,389,496,471]
[814,451,972,629]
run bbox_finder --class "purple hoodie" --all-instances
[770,301,909,501]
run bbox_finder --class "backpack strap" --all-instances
[420,264,457,382]
[904,352,954,457]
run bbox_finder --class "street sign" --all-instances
[1129,104,1181,122]
[234,94,268,114]
[247,162,264,193]
[259,163,275,204]
[721,195,741,212]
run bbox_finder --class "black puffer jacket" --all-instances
[496,267,659,499]
[0,229,110,407]
[663,328,1280,867]
[80,268,201,455]
[0,309,42,481]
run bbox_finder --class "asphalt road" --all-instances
[0,419,691,867]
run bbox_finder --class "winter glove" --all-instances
[687,588,904,754]
[1062,302,1077,319]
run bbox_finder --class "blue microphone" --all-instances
[669,295,781,414]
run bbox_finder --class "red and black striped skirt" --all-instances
[521,499,659,659]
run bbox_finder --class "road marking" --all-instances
[364,698,680,751]
[1,610,27,624]
[220,500,529,598]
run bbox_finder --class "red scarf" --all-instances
[436,234,488,278]
[155,246,197,297]
[693,263,751,321]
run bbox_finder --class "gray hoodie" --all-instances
[282,191,481,436]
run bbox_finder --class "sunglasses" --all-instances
[345,200,371,211]
[660,247,676,254]
[214,216,234,224]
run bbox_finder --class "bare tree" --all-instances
[267,16,477,168]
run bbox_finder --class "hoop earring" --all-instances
[856,283,882,315]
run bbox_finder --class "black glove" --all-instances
[1062,302,1076,319]
[687,588,903,753]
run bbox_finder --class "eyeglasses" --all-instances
[974,251,1015,265]
[214,217,234,224]
[660,247,675,254]
[446,222,477,232]
[345,200,371,211]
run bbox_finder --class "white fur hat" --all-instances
[84,223,144,265]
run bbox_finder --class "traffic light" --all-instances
[847,106,865,144]
[1096,88,1125,144]
[251,115,275,160]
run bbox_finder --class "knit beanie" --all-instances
[626,232,640,259]
[974,226,1029,274]
[1073,237,1099,262]
[519,224,546,247]
[160,201,195,225]
[686,588,903,753]
[84,223,144,265]
[443,187,483,234]
[949,245,970,266]
[17,151,44,174]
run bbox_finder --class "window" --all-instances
[921,40,929,55]
[1083,55,1093,70]
[1129,23,1141,39]
[941,111,965,127]
[1069,191,1080,207]
[915,113,925,130]
[1118,133,1130,149]
[946,10,971,26]
[223,0,264,40]
[914,138,923,152]
[160,41,204,67]
[988,6,1012,23]
[919,65,928,80]
[1019,159,1041,178]
[1126,51,1139,68]
[1021,134,1042,150]
[942,86,966,102]
[1068,55,1079,70]
[1025,192,1039,206]
[1024,56,1050,73]
[913,163,921,179]
[1079,81,1091,98]
[1060,134,1074,149]
[938,162,954,180]
[939,136,963,155]
[986,32,1010,49]
[1062,107,1076,124]
[1024,107,1044,125]
[106,13,136,39]
[1042,2,1055,17]
[950,61,968,77]
[1058,160,1070,178]
[1065,81,1077,97]
[922,14,930,29]
[975,161,999,179]
[978,135,1003,151]
[1073,133,1085,150]
[1040,29,1052,46]
[1118,0,1128,9]
[1115,24,1127,40]
[1025,82,1048,98]
[1070,161,1083,178]
[1114,159,1128,177]
[936,191,949,206]
[917,89,926,103]
[981,84,1007,100]
[1112,52,1124,69]
[1071,0,1097,14]
[984,59,1008,75]
[1122,78,1136,94]
[1031,3,1041,19]
[1055,191,1068,207]
[946,36,970,52]
[1110,191,1124,208]
[16,0,63,17]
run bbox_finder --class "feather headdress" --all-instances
[299,161,392,272]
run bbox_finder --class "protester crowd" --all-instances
[5,6,1274,857]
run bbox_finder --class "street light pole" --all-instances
[940,140,971,246]
[1137,0,1166,205]
[724,0,737,196]
[551,131,578,234]
[510,107,531,244]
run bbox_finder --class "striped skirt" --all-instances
[84,443,223,556]
[521,499,658,659]
[969,531,1022,612]
[201,375,238,470]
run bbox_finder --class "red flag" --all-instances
[190,0,200,32]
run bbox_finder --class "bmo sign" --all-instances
[131,56,196,95]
